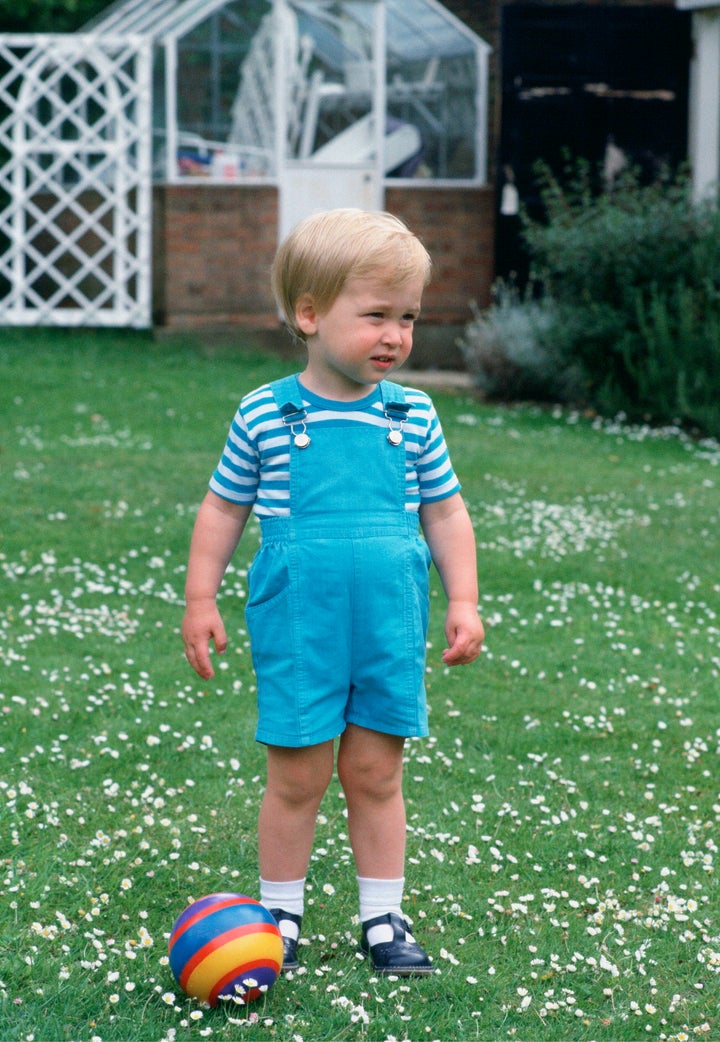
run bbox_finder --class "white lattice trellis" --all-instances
[0,34,152,328]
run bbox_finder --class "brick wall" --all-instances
[153,184,494,331]
[152,184,279,328]
[386,185,495,322]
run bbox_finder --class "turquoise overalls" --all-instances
[245,375,432,748]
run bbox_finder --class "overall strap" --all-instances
[269,374,310,446]
[379,380,410,423]
[379,380,406,406]
[269,374,311,445]
[269,374,304,413]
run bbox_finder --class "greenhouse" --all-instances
[89,0,489,184]
[0,0,491,329]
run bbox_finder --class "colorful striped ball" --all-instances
[168,893,283,1006]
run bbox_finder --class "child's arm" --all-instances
[420,492,484,666]
[182,490,252,679]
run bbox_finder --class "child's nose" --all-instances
[382,322,404,346]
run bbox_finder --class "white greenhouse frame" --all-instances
[0,0,490,329]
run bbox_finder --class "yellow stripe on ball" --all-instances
[184,929,284,1004]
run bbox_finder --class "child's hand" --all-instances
[182,599,227,679]
[441,601,484,666]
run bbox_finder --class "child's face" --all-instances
[295,273,424,400]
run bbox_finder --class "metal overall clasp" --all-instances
[280,401,311,448]
[384,401,411,446]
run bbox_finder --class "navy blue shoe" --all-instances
[269,908,302,971]
[361,912,433,976]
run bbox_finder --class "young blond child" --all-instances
[182,208,484,975]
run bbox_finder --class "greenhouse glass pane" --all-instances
[346,0,475,61]
[386,49,478,178]
[289,1,375,159]
[290,0,481,180]
[173,1,272,178]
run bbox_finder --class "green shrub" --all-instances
[522,161,720,436]
[458,281,584,403]
[624,279,720,434]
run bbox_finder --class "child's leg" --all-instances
[258,741,335,880]
[338,724,432,975]
[258,741,334,968]
[336,724,406,878]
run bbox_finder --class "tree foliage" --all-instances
[0,0,112,33]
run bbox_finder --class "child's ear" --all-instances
[294,294,319,336]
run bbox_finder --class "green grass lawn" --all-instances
[1,329,719,1042]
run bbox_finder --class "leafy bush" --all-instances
[625,280,720,436]
[522,161,720,436]
[458,281,584,404]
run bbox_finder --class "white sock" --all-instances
[260,877,305,939]
[358,876,405,945]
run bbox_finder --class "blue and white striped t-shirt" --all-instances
[210,380,460,517]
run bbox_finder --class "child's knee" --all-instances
[338,744,403,803]
[267,744,334,808]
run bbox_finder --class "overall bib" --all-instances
[245,375,432,747]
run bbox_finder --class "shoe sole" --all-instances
[369,959,434,976]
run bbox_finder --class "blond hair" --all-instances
[271,208,432,340]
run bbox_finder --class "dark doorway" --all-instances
[496,4,692,282]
